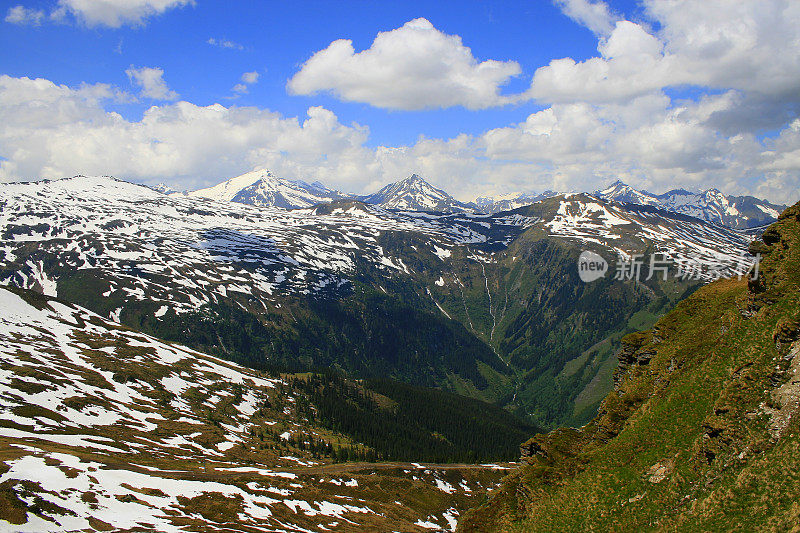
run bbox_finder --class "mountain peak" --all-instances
[398,174,430,189]
[188,170,350,208]
[597,180,661,207]
[152,183,178,195]
[475,190,563,214]
[361,174,474,213]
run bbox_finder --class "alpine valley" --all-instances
[0,171,779,531]
[459,201,800,532]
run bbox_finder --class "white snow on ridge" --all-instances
[0,176,753,323]
[188,169,267,202]
[0,176,510,317]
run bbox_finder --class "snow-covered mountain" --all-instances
[596,180,786,229]
[361,174,476,213]
[0,176,522,315]
[188,169,352,209]
[183,172,783,227]
[151,182,180,195]
[595,181,662,207]
[0,175,760,448]
[0,176,754,319]
[475,191,561,214]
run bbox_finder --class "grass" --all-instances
[460,202,800,532]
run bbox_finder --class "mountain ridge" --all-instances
[188,169,352,209]
[177,171,785,230]
[596,179,787,229]
[360,174,477,213]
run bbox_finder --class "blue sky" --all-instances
[1,0,611,145]
[1,0,798,203]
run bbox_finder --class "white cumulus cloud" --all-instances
[533,0,800,108]
[126,66,178,101]
[53,0,193,27]
[0,75,375,193]
[287,17,523,110]
[554,0,620,36]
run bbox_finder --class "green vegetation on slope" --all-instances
[460,202,800,532]
[57,275,510,394]
[416,231,699,428]
[49,221,703,430]
[291,373,538,463]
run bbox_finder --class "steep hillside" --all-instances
[419,195,754,426]
[0,284,519,532]
[459,201,800,531]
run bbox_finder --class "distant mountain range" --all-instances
[595,180,786,229]
[188,172,476,213]
[182,171,786,230]
[475,191,560,214]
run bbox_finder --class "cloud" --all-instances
[6,0,192,28]
[530,0,800,108]
[232,71,260,95]
[287,18,522,110]
[528,20,678,104]
[125,66,178,101]
[207,37,244,50]
[2,73,799,205]
[554,0,619,36]
[241,71,259,85]
[53,0,193,27]
[0,75,375,193]
[5,5,45,25]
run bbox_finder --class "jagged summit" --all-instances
[597,180,661,206]
[596,180,787,229]
[361,174,476,213]
[152,182,179,195]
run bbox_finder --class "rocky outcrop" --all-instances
[613,331,656,385]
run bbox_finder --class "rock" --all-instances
[520,438,544,459]
[647,460,673,483]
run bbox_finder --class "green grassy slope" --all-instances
[459,201,800,532]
